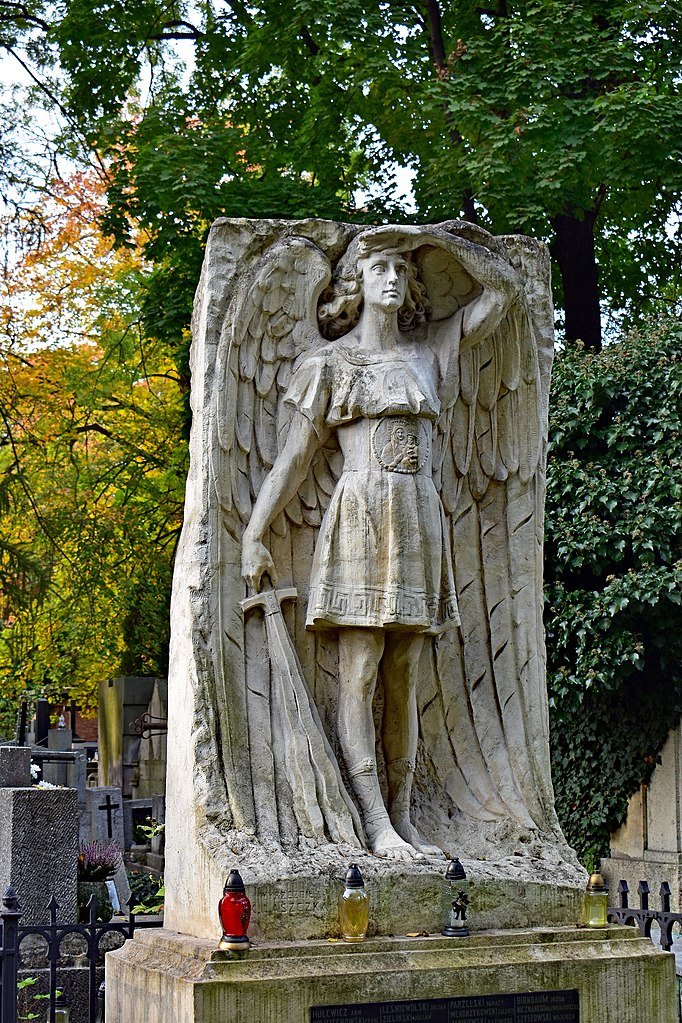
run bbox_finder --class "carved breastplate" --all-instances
[337,415,432,476]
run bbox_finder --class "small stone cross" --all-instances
[98,793,120,840]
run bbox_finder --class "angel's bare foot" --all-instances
[391,816,444,858]
[367,819,424,861]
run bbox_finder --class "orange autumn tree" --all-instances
[0,172,186,733]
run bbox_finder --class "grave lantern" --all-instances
[339,863,369,942]
[441,858,470,937]
[54,991,70,1023]
[218,869,251,950]
[583,873,609,928]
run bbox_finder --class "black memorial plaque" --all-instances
[311,989,579,1023]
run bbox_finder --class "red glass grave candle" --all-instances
[218,869,251,950]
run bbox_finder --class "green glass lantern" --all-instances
[442,858,470,937]
[583,873,608,928]
[339,863,369,942]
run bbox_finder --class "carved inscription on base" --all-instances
[310,990,579,1023]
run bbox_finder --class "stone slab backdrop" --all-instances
[164,218,584,941]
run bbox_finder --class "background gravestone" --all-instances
[83,785,131,910]
[0,745,31,787]
[123,798,154,850]
[85,785,125,847]
[0,749,78,923]
[98,677,165,796]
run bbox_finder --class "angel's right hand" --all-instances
[241,538,278,592]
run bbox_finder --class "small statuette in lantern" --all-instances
[442,857,470,937]
[218,869,252,950]
[583,872,608,928]
[339,862,369,942]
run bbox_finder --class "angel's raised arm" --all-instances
[241,412,321,592]
[435,236,522,353]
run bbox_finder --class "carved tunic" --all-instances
[284,340,460,634]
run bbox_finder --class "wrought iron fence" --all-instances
[0,886,162,1023]
[608,880,682,952]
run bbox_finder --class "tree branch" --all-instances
[422,0,478,222]
[0,2,50,32]
[3,45,113,187]
[73,423,167,469]
[148,19,204,41]
[300,24,319,56]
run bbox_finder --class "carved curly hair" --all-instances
[318,244,431,340]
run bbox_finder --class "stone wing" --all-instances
[420,234,563,846]
[216,235,337,532]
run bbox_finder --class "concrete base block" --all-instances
[106,926,676,1023]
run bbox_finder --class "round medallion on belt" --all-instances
[372,417,430,474]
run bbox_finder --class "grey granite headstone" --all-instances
[0,746,31,787]
[85,787,125,848]
[0,787,78,923]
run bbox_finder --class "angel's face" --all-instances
[359,251,408,312]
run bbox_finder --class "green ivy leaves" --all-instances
[545,322,682,866]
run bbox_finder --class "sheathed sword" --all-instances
[241,587,363,847]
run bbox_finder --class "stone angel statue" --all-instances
[167,219,567,880]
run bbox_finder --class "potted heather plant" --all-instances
[77,840,122,922]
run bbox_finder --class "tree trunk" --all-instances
[551,212,602,351]
[423,0,478,224]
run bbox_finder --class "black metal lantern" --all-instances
[441,858,470,937]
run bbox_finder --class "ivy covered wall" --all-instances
[545,322,682,869]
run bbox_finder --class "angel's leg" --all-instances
[337,627,421,861]
[382,633,443,858]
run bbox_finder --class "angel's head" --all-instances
[318,236,431,340]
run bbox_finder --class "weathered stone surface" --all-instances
[164,217,583,941]
[242,867,585,942]
[85,786,125,846]
[105,925,676,1023]
[0,787,78,923]
[0,745,31,787]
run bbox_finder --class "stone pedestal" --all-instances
[106,926,676,1023]
[0,787,78,922]
[203,868,586,943]
[45,727,72,786]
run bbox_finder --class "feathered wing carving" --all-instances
[211,235,362,850]
[424,227,561,841]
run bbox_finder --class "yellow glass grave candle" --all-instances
[339,863,369,942]
[583,873,609,928]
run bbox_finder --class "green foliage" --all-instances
[17,978,62,1023]
[5,1,682,348]
[545,322,682,864]
[0,174,186,732]
[128,870,164,915]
